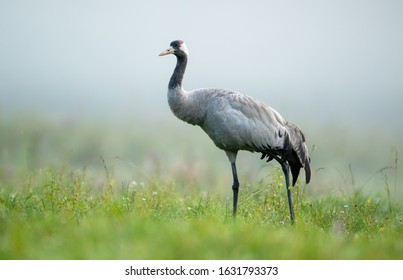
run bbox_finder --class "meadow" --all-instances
[0,115,402,259]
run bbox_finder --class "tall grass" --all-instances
[0,116,402,259]
[0,161,402,259]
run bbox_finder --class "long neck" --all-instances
[167,53,204,126]
[169,54,188,89]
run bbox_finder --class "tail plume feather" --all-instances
[304,156,311,184]
[259,123,311,186]
[285,122,311,185]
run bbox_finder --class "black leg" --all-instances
[281,161,295,223]
[231,162,240,217]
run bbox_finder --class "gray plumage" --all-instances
[160,40,311,222]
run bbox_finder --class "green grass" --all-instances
[1,165,402,260]
[0,116,402,259]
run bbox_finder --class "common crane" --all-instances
[159,40,311,222]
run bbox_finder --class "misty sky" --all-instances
[1,0,402,131]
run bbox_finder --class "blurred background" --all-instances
[1,0,402,199]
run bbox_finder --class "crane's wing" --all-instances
[200,89,288,152]
[199,89,310,184]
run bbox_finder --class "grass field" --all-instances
[0,116,402,259]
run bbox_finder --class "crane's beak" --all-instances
[159,47,174,56]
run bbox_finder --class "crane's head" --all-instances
[159,40,188,57]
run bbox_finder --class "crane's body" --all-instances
[160,40,311,222]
